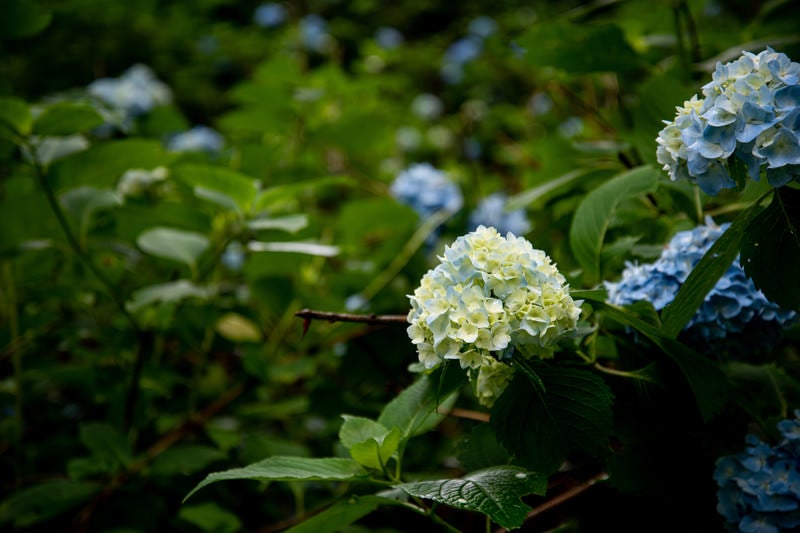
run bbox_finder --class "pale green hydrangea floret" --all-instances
[407,226,581,403]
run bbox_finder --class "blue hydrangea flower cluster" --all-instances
[468,193,531,236]
[440,16,496,84]
[87,64,172,129]
[253,3,287,28]
[375,26,404,50]
[166,126,224,154]
[299,14,332,53]
[390,163,463,219]
[714,410,800,532]
[605,219,796,355]
[657,48,800,195]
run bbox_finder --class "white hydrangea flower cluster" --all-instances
[407,226,581,405]
[656,47,800,195]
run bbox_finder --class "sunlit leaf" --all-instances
[137,227,209,268]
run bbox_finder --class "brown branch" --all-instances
[295,309,408,326]
[438,407,491,423]
[494,471,609,533]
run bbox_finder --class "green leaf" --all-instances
[569,166,660,284]
[184,457,370,502]
[148,445,226,477]
[247,214,309,233]
[255,176,355,211]
[577,292,728,421]
[377,371,461,439]
[741,187,800,310]
[33,102,104,136]
[0,480,99,528]
[491,365,613,475]
[339,416,401,470]
[0,0,51,39]
[179,502,242,533]
[457,424,513,472]
[172,164,259,211]
[349,428,402,471]
[50,139,175,191]
[518,22,640,73]
[126,280,212,312]
[396,466,547,530]
[247,241,339,257]
[284,495,406,533]
[661,202,762,337]
[215,313,263,343]
[137,227,209,268]
[0,96,31,136]
[79,422,133,470]
[59,187,121,247]
[506,169,590,211]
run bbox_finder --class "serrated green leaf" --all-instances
[184,457,369,502]
[517,22,640,73]
[137,227,209,268]
[349,427,402,471]
[0,480,99,528]
[741,187,800,310]
[490,365,613,475]
[33,102,104,136]
[576,292,728,421]
[377,370,461,439]
[284,495,407,533]
[172,164,259,211]
[458,424,512,472]
[569,166,659,284]
[0,96,31,137]
[661,202,762,337]
[396,466,547,530]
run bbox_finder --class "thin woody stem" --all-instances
[295,309,408,325]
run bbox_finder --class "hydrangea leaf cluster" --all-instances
[468,192,531,236]
[87,64,172,126]
[605,219,796,355]
[656,47,800,195]
[389,163,463,218]
[166,125,225,154]
[407,226,581,406]
[714,410,800,532]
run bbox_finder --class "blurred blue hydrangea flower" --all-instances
[253,3,288,28]
[390,163,463,219]
[87,64,172,130]
[714,410,800,532]
[657,48,800,195]
[375,26,404,50]
[166,126,224,154]
[605,219,796,356]
[411,93,444,121]
[221,241,245,272]
[468,193,531,236]
[467,16,497,39]
[299,14,332,53]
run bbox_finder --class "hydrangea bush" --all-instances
[406,226,581,405]
[605,219,796,356]
[714,410,800,532]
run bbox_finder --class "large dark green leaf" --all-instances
[660,202,763,337]
[396,466,547,530]
[285,495,408,533]
[0,480,99,528]
[184,457,370,502]
[0,0,51,39]
[741,187,800,310]
[178,502,241,533]
[33,102,104,136]
[577,292,728,421]
[377,370,462,439]
[490,366,613,475]
[517,22,641,73]
[569,166,660,284]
